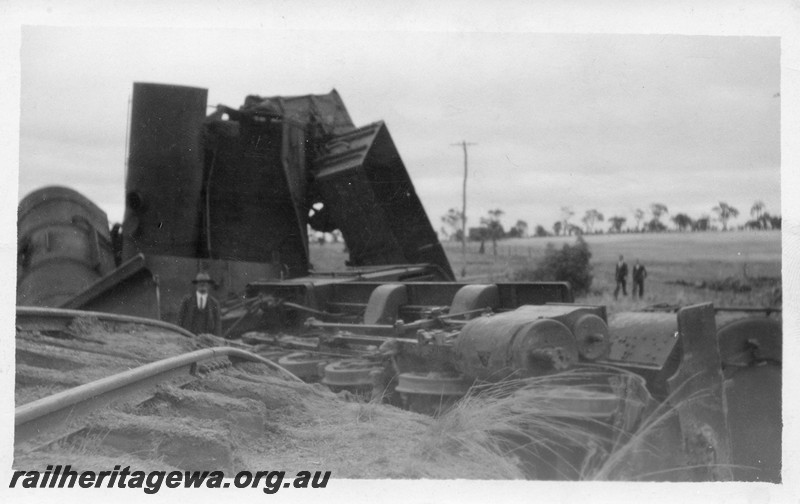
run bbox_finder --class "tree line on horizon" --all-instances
[439,200,781,246]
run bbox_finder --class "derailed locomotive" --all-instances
[16,83,781,482]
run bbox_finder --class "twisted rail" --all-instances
[15,309,302,449]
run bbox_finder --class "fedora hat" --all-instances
[192,272,214,284]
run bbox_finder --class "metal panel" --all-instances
[242,89,355,136]
[600,311,681,400]
[604,312,680,369]
[497,282,574,305]
[724,365,781,482]
[667,303,733,481]
[203,115,308,276]
[313,122,454,279]
[717,316,781,482]
[59,255,162,320]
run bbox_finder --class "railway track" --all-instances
[16,346,302,450]
[14,307,326,473]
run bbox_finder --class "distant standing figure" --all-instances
[110,223,123,267]
[178,272,221,336]
[614,255,628,300]
[632,260,647,300]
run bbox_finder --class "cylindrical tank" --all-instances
[17,186,116,306]
[123,82,208,259]
[454,306,579,381]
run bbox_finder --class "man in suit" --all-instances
[632,259,648,300]
[614,255,628,300]
[178,272,221,336]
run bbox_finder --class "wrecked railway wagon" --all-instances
[16,83,781,482]
[18,82,454,321]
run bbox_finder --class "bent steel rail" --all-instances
[15,347,302,449]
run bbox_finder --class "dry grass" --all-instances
[415,367,736,481]
[420,368,646,480]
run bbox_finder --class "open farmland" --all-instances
[310,230,782,313]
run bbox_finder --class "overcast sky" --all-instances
[17,26,781,233]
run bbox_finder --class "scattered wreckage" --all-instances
[16,83,781,481]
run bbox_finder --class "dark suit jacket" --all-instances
[178,293,221,336]
[615,262,628,282]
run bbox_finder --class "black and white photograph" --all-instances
[2,1,798,503]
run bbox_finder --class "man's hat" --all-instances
[192,272,214,284]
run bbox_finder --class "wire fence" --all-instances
[440,240,544,259]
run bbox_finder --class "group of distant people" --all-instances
[614,255,647,300]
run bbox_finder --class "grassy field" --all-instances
[310,230,782,313]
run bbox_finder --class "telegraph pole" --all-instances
[451,141,476,278]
